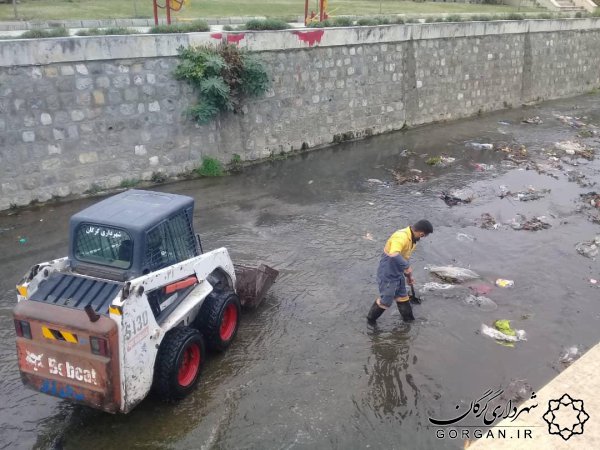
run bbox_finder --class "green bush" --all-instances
[149,20,210,34]
[222,25,235,31]
[196,157,223,177]
[592,9,600,17]
[535,13,554,20]
[471,15,493,21]
[331,17,354,27]
[506,13,525,21]
[356,18,378,26]
[445,15,463,23]
[175,44,270,124]
[76,27,139,36]
[229,153,243,172]
[20,27,69,39]
[243,18,290,30]
[307,20,331,28]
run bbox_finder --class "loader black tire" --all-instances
[153,326,205,402]
[197,291,241,353]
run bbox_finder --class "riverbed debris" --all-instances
[427,265,480,283]
[509,214,551,231]
[421,282,456,291]
[386,168,426,184]
[559,346,580,366]
[495,279,514,288]
[554,140,595,160]
[481,320,527,346]
[499,187,551,202]
[471,162,495,172]
[441,190,474,207]
[469,284,493,296]
[468,142,494,150]
[555,114,587,129]
[567,170,596,188]
[426,155,456,166]
[575,236,599,259]
[522,116,543,125]
[477,213,499,230]
[464,294,498,311]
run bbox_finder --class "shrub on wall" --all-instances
[76,27,139,36]
[242,19,290,30]
[174,44,270,124]
[149,20,210,34]
[20,27,69,39]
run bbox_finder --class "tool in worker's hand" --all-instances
[409,284,422,304]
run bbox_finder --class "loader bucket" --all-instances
[234,264,279,308]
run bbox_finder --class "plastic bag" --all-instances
[481,321,526,343]
[421,282,456,292]
[427,266,480,283]
[464,295,498,312]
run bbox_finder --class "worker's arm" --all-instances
[385,234,414,284]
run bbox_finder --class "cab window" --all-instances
[74,224,133,269]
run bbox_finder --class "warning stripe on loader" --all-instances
[41,326,78,343]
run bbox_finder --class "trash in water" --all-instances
[456,233,475,242]
[500,187,551,202]
[441,191,473,207]
[387,168,426,185]
[481,320,527,346]
[471,162,494,172]
[477,213,499,230]
[308,180,314,185]
[469,284,493,296]
[580,192,600,208]
[363,232,375,241]
[522,116,543,125]
[556,114,587,128]
[590,279,598,285]
[502,379,533,403]
[426,156,456,166]
[567,170,596,188]
[559,346,580,366]
[421,282,456,292]
[509,215,551,231]
[498,121,511,126]
[464,295,498,311]
[495,279,514,288]
[495,143,528,157]
[367,178,384,184]
[468,142,494,150]
[427,266,480,283]
[18,237,27,244]
[555,141,595,160]
[575,236,599,259]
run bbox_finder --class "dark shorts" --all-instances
[378,276,408,307]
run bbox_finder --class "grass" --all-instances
[75,27,139,36]
[196,157,224,177]
[1,0,541,21]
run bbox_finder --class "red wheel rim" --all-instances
[177,342,201,387]
[219,303,238,341]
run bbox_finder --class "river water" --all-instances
[1,94,599,450]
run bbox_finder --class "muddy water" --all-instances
[1,94,599,450]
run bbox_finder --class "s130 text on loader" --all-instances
[13,189,278,413]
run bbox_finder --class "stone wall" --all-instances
[1,19,600,210]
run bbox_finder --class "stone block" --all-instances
[93,90,105,105]
[22,130,35,142]
[60,65,75,76]
[79,152,98,164]
[76,78,93,91]
[75,64,89,75]
[70,110,85,122]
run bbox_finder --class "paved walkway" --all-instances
[469,342,600,449]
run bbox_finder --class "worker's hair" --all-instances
[413,220,433,235]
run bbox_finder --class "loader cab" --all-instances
[69,190,201,282]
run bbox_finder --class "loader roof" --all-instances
[70,189,194,232]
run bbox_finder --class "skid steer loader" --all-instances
[12,189,278,413]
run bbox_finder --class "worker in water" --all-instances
[367,220,433,324]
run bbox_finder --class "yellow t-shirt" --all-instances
[383,226,416,260]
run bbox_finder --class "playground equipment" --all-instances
[153,0,189,25]
[304,0,329,26]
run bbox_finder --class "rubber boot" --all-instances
[367,301,386,324]
[397,301,415,322]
